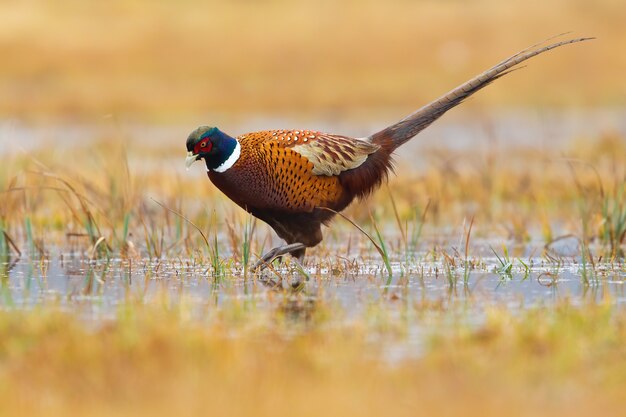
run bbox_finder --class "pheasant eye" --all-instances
[201,142,207,147]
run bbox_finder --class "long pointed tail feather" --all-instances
[369,36,594,150]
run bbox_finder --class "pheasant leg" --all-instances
[252,243,307,271]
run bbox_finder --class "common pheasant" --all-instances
[186,37,591,270]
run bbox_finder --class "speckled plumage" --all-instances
[186,37,591,266]
[206,129,387,248]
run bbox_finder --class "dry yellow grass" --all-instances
[1,0,624,121]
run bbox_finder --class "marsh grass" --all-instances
[370,212,392,280]
[463,216,474,283]
[239,215,255,278]
[0,224,8,263]
[492,245,514,279]
[601,181,626,259]
[209,211,225,280]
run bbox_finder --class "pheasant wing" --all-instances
[290,133,380,176]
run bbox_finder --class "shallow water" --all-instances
[1,246,624,360]
[2,251,624,314]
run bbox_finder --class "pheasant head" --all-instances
[185,126,241,172]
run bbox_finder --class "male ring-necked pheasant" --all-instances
[186,37,591,269]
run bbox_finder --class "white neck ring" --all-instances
[212,141,241,173]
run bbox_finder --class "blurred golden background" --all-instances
[1,0,624,123]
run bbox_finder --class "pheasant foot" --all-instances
[252,242,307,272]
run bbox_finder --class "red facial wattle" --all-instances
[194,139,212,155]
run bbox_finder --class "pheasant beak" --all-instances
[185,151,200,170]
